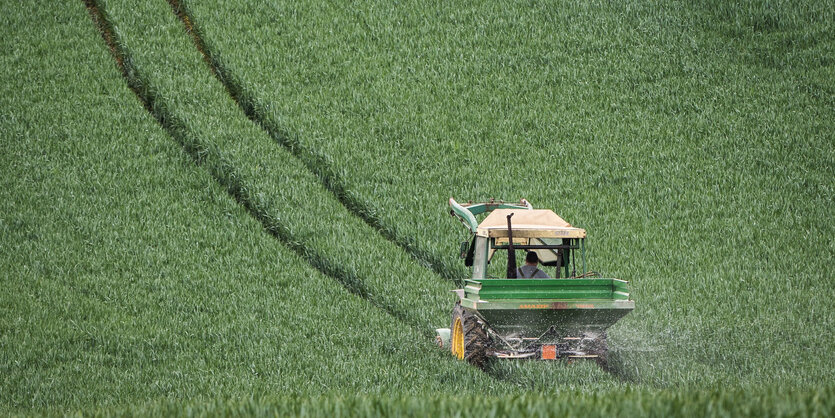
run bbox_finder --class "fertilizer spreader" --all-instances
[436,198,635,368]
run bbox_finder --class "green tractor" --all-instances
[435,198,635,367]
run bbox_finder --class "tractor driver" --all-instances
[516,251,550,279]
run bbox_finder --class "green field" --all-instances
[1,0,833,415]
[181,0,835,387]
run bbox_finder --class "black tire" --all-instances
[450,303,490,368]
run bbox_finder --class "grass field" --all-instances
[94,386,835,417]
[89,0,463,332]
[0,0,509,412]
[181,0,835,387]
[1,0,834,415]
[89,0,621,390]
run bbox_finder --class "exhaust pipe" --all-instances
[506,213,517,278]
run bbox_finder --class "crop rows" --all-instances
[181,0,835,388]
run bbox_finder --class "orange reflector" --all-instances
[542,345,557,360]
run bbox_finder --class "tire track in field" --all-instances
[144,4,635,384]
[167,0,461,284]
[156,2,635,384]
[81,1,621,384]
[79,0,422,326]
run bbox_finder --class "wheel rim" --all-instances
[452,317,464,360]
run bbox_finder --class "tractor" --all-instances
[435,198,634,368]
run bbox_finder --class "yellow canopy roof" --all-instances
[476,209,586,239]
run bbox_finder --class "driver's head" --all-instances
[525,251,539,265]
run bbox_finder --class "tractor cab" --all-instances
[451,199,588,280]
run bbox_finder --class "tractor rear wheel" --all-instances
[450,303,489,368]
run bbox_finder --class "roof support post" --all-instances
[581,238,586,276]
[472,236,488,280]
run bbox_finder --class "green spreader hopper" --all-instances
[435,198,634,367]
